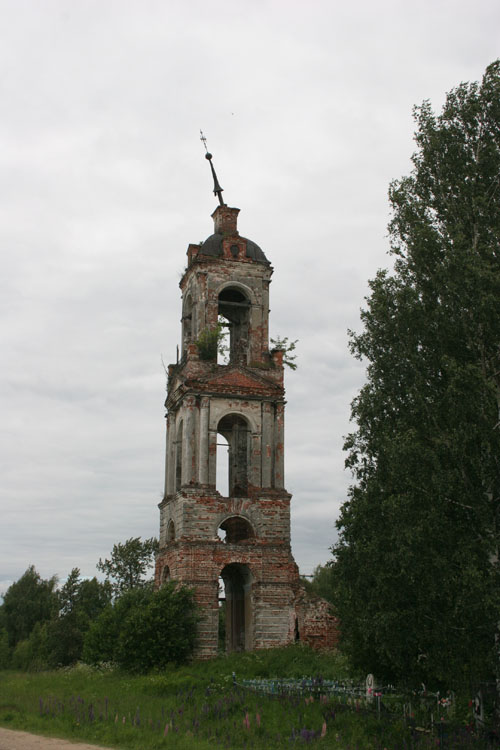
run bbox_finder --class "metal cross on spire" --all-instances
[200,130,225,206]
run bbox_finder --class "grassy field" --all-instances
[0,646,483,749]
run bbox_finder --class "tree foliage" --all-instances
[1,566,58,648]
[83,582,199,672]
[45,568,112,667]
[96,537,159,596]
[195,322,228,360]
[0,628,11,669]
[300,565,335,604]
[0,566,112,669]
[332,62,500,687]
[270,336,298,370]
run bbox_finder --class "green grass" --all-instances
[0,646,484,749]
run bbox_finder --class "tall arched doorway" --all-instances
[220,563,252,652]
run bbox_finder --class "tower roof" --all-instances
[199,232,269,263]
[197,204,269,264]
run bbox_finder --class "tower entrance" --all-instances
[220,563,252,651]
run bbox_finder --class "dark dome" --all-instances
[199,233,269,264]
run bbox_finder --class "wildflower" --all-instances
[164,723,169,736]
[321,721,327,738]
[256,712,261,727]
[300,728,314,742]
[243,712,250,730]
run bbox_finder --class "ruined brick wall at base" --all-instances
[156,545,339,657]
[156,541,300,659]
[293,587,340,650]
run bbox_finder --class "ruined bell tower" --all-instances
[155,149,338,657]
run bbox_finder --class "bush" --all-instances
[83,582,198,672]
[82,604,119,665]
[45,612,85,667]
[11,623,49,671]
[195,323,227,360]
[0,627,11,668]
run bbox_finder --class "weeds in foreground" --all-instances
[0,647,492,749]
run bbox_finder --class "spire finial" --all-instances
[200,130,225,207]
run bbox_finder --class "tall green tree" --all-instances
[332,61,500,688]
[1,566,58,648]
[97,537,159,596]
[45,568,112,667]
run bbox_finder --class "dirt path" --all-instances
[0,727,114,750]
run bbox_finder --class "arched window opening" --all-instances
[218,287,250,364]
[216,433,229,496]
[220,563,252,652]
[217,414,250,497]
[175,421,183,492]
[161,566,171,585]
[182,294,193,355]
[219,516,254,544]
[167,519,175,542]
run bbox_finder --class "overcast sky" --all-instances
[1,0,499,596]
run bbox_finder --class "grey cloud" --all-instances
[1,0,499,587]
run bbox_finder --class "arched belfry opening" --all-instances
[220,563,252,652]
[218,287,250,364]
[218,515,255,544]
[217,414,250,497]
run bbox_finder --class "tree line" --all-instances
[0,537,198,673]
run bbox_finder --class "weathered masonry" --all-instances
[155,187,338,657]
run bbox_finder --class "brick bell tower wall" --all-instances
[155,203,339,657]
